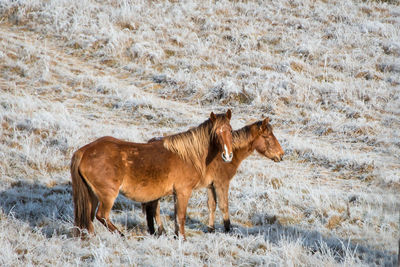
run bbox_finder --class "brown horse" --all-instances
[71,110,233,239]
[144,118,284,235]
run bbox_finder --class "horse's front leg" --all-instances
[173,192,178,236]
[144,199,165,235]
[207,185,217,233]
[143,201,156,235]
[175,191,191,240]
[214,182,231,232]
[154,199,165,235]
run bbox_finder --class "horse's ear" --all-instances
[210,112,217,122]
[261,118,269,130]
[226,109,232,120]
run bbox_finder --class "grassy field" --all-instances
[0,0,399,266]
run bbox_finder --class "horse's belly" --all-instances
[120,181,172,203]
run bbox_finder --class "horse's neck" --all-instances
[205,138,220,167]
[231,135,256,167]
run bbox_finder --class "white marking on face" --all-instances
[224,144,229,156]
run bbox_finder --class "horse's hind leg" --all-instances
[95,193,124,236]
[88,189,99,234]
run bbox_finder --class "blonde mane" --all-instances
[163,115,228,176]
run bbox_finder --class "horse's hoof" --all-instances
[224,220,231,233]
[173,233,186,241]
[156,227,166,237]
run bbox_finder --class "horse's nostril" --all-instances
[273,156,281,162]
[222,152,233,162]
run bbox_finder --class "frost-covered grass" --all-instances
[0,0,399,265]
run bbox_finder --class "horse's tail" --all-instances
[71,149,95,235]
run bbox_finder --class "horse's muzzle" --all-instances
[222,152,233,162]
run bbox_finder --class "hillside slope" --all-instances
[0,0,399,265]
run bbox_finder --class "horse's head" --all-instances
[210,109,233,163]
[252,118,284,162]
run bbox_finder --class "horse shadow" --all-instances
[0,182,397,265]
[0,181,147,238]
[155,205,395,266]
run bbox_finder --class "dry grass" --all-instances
[0,0,399,266]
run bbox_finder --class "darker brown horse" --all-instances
[144,118,284,235]
[71,110,233,239]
